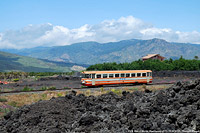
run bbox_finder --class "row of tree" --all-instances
[86,57,200,71]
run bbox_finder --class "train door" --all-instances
[147,76,150,83]
[147,72,151,83]
[92,74,95,85]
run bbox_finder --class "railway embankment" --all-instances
[1,79,200,132]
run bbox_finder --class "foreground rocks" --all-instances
[1,79,200,132]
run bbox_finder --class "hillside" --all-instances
[1,38,200,65]
[0,51,86,72]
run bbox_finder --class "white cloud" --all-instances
[0,16,200,49]
[0,33,2,41]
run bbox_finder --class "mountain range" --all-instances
[2,38,200,65]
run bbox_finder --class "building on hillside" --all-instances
[142,54,165,61]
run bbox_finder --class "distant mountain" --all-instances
[0,51,86,72]
[1,38,200,65]
[1,46,51,56]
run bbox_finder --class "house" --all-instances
[142,54,165,61]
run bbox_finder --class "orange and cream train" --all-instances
[81,70,152,86]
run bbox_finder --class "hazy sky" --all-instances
[0,0,200,49]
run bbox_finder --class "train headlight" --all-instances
[82,80,85,83]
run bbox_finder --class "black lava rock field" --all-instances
[1,79,200,132]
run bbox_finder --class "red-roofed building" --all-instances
[142,54,165,61]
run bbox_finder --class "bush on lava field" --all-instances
[1,80,200,132]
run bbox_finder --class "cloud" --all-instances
[0,16,200,49]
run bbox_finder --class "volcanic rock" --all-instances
[1,79,200,132]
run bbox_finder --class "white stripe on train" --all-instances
[84,77,151,82]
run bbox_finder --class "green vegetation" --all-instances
[110,88,122,95]
[100,87,104,92]
[22,86,33,91]
[128,88,138,91]
[41,87,48,90]
[40,86,57,91]
[13,78,19,82]
[63,87,70,90]
[0,51,75,72]
[0,71,28,79]
[41,93,47,99]
[85,89,91,96]
[0,104,15,117]
[0,98,8,102]
[7,101,18,107]
[28,71,74,76]
[57,93,63,97]
[87,57,200,71]
[47,86,56,90]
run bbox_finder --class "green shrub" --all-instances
[85,89,91,96]
[22,86,33,91]
[7,101,18,107]
[128,87,138,91]
[100,87,104,92]
[41,86,47,90]
[142,84,147,89]
[41,93,47,99]
[111,88,122,95]
[0,98,7,102]
[0,104,14,117]
[57,93,63,97]
[81,86,87,88]
[47,86,56,90]
[63,87,70,90]
[13,78,19,82]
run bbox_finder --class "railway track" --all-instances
[0,82,174,95]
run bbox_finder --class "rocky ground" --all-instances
[1,78,200,132]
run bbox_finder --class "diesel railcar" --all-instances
[81,70,152,86]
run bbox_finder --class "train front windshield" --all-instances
[81,74,91,78]
[85,74,91,78]
[82,74,95,79]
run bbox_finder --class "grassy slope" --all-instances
[0,51,71,72]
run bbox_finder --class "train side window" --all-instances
[131,73,136,77]
[103,74,108,78]
[142,73,146,77]
[147,72,152,77]
[137,73,141,77]
[92,74,95,79]
[121,73,125,77]
[147,72,150,77]
[109,74,114,78]
[96,74,101,78]
[126,73,130,77]
[115,74,119,77]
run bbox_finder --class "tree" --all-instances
[194,56,199,60]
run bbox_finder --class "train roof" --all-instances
[82,70,152,74]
